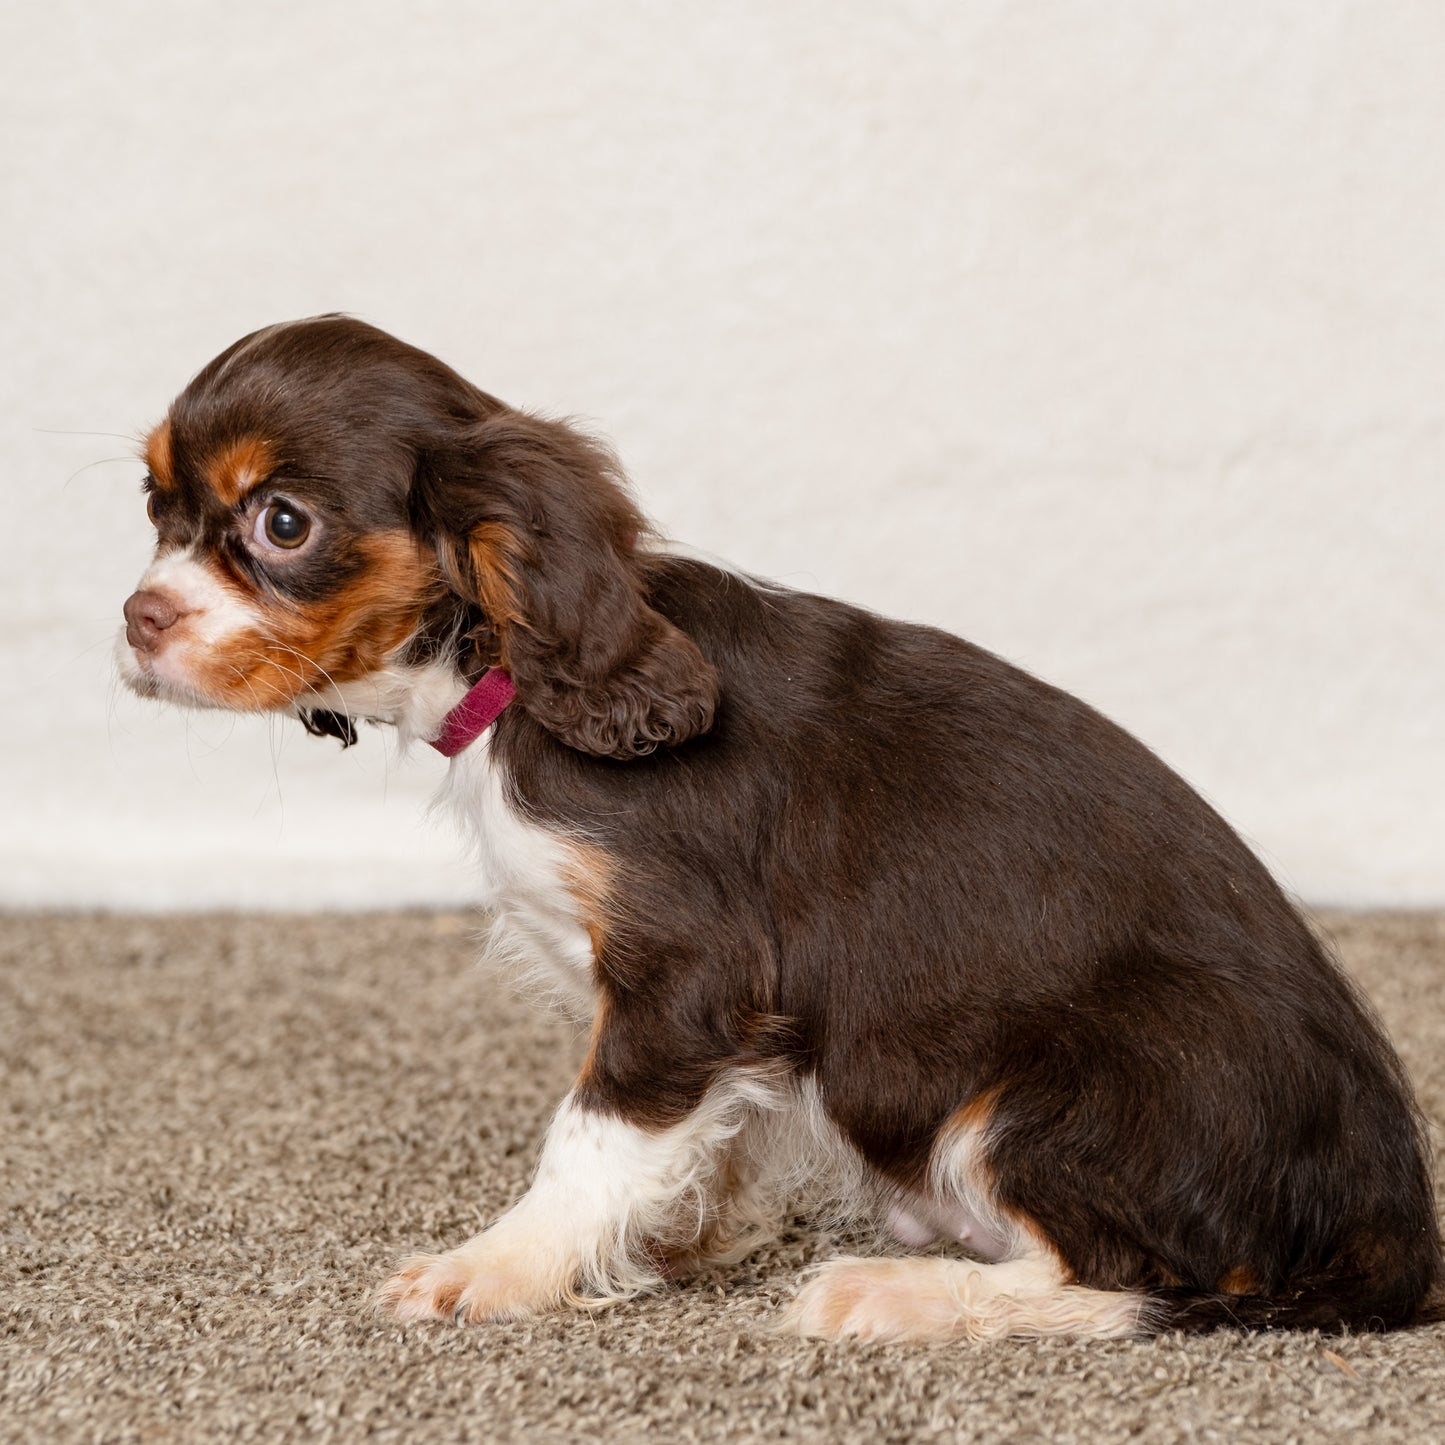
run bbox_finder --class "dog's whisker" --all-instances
[34,425,142,443]
[215,656,288,816]
[62,455,140,489]
[253,633,351,714]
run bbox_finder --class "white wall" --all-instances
[3,1,1442,909]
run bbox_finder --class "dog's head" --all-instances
[117,316,718,758]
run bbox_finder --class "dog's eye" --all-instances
[145,491,158,524]
[255,500,312,551]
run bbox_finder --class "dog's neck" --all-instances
[301,659,470,751]
[428,670,516,757]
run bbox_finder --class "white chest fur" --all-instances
[438,739,600,1019]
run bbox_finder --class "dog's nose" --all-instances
[123,589,181,651]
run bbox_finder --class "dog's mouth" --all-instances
[114,627,159,695]
[114,628,230,711]
[116,577,339,716]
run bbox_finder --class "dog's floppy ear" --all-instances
[414,412,719,760]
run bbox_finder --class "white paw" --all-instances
[376,1240,566,1325]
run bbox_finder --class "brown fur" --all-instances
[416,413,719,759]
[465,522,529,652]
[123,316,1444,1338]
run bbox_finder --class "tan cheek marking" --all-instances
[293,532,444,678]
[144,418,175,489]
[188,532,442,706]
[187,629,303,708]
[208,435,277,506]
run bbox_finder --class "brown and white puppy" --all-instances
[117,316,1442,1341]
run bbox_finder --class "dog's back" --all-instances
[499,554,1441,1333]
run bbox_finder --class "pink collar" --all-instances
[427,669,517,757]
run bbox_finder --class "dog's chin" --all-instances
[113,630,252,715]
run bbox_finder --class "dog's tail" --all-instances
[1144,1267,1445,1336]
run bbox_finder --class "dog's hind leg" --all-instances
[784,1250,1150,1342]
[779,1074,1150,1342]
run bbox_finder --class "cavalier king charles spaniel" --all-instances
[117,316,1441,1340]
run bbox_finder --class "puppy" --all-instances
[118,316,1441,1340]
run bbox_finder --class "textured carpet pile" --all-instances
[3,910,1443,1443]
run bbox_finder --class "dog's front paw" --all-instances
[376,1241,565,1325]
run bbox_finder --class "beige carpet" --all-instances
[3,910,1443,1444]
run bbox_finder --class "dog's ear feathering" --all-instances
[414,412,720,760]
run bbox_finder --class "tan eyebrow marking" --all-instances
[208,435,277,506]
[143,418,175,490]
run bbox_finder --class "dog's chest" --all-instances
[440,743,599,1018]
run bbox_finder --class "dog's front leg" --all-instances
[378,1077,753,1324]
